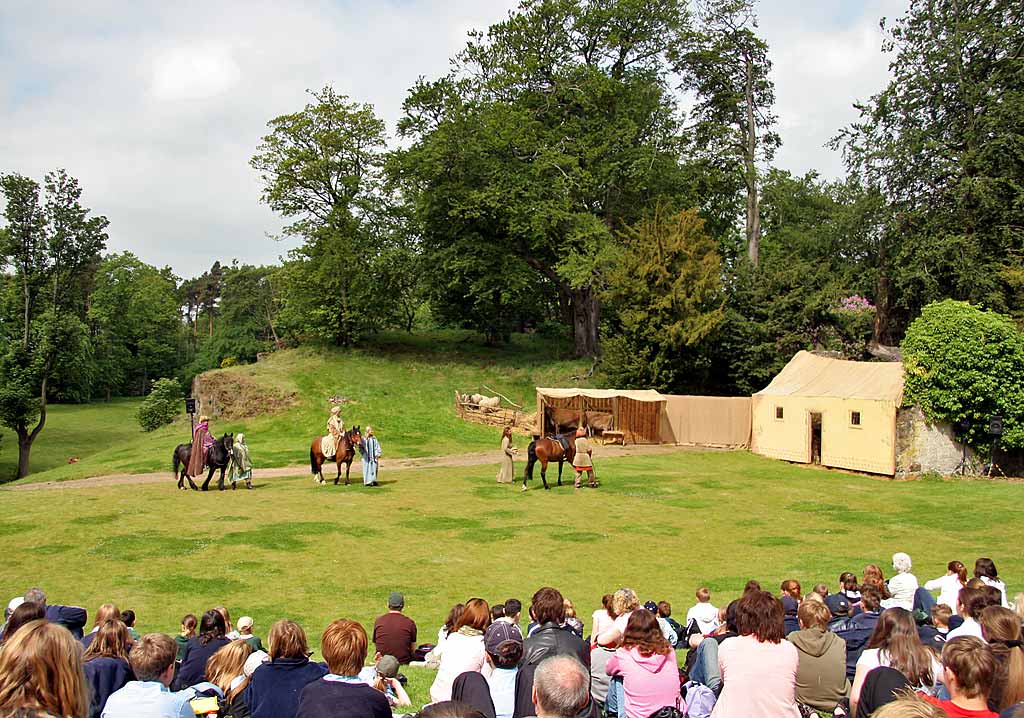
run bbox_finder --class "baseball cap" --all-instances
[388,592,404,609]
[377,655,400,678]
[484,621,523,656]
[237,616,254,631]
[825,594,851,617]
[643,601,658,613]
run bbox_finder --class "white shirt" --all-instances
[429,631,490,703]
[685,602,720,636]
[856,648,942,693]
[947,617,984,641]
[487,666,518,718]
[980,576,1009,608]
[887,573,919,610]
[924,574,964,610]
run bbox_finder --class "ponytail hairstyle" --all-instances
[980,606,1024,709]
[949,560,967,585]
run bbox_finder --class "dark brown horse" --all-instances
[172,434,234,491]
[310,426,362,485]
[523,434,576,490]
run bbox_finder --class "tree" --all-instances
[251,87,387,346]
[675,0,780,266]
[137,377,183,432]
[396,0,694,356]
[834,0,1024,341]
[602,203,725,390]
[0,170,107,478]
[902,300,1024,450]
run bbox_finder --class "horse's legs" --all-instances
[557,458,564,487]
[343,459,350,486]
[540,460,550,490]
[217,467,226,491]
[201,467,214,491]
[334,459,341,486]
[186,472,199,490]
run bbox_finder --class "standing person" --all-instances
[605,609,683,718]
[360,427,382,487]
[572,428,597,490]
[188,415,215,478]
[497,427,517,484]
[926,561,969,611]
[229,433,254,490]
[0,619,90,718]
[372,592,417,665]
[103,633,194,718]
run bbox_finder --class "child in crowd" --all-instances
[484,621,522,718]
[686,587,720,636]
[176,613,196,663]
[932,605,953,636]
[238,616,264,652]
[121,609,141,642]
[923,636,999,717]
[366,654,411,707]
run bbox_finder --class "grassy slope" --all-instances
[1,449,1020,705]
[8,331,590,484]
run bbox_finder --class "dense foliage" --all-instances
[902,300,1024,450]
[136,378,183,432]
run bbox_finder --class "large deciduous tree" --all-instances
[675,0,779,266]
[395,0,693,356]
[0,170,107,478]
[834,0,1024,341]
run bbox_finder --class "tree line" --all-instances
[1,0,1021,477]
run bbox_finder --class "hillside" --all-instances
[6,331,593,484]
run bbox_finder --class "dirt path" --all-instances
[5,444,695,491]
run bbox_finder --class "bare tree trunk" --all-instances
[16,373,49,479]
[744,57,761,267]
[570,286,600,358]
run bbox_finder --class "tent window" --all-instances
[775,406,784,420]
[851,411,861,426]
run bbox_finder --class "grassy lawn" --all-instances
[8,331,591,484]
[2,449,1020,705]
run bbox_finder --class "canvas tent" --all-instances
[750,351,905,475]
[660,395,751,447]
[535,388,665,444]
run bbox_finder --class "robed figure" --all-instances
[360,426,382,486]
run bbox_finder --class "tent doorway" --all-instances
[810,412,822,464]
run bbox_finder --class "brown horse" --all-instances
[523,434,577,490]
[310,426,362,485]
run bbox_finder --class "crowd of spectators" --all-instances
[0,555,1021,718]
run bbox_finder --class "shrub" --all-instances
[902,300,1024,449]
[137,378,183,432]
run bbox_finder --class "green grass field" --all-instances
[2,449,1020,704]
[4,331,591,485]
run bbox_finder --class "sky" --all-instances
[0,0,907,278]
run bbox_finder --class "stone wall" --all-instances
[895,405,974,475]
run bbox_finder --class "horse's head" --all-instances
[349,425,362,445]
[222,433,234,453]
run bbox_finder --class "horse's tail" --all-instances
[525,440,537,481]
[173,448,181,477]
[310,443,317,475]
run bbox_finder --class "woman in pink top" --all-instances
[606,609,683,718]
[712,590,801,718]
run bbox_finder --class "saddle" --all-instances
[546,435,572,453]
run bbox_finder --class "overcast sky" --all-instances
[0,0,906,278]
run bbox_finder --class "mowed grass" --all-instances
[1,449,1020,705]
[8,331,591,484]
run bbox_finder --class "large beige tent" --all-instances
[750,351,905,475]
[535,388,666,444]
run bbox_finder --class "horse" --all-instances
[523,434,577,490]
[172,434,234,491]
[310,426,362,485]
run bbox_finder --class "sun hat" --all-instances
[376,654,401,678]
[330,406,341,415]
[6,596,24,618]
[237,616,254,632]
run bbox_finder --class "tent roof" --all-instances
[754,351,904,402]
[536,387,666,402]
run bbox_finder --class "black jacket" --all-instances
[521,623,590,669]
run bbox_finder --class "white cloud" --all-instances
[149,45,242,102]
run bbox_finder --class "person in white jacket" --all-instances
[887,552,919,611]
[429,598,492,703]
[924,560,967,610]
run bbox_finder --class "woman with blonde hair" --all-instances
[80,602,120,650]
[430,598,492,703]
[0,619,89,718]
[597,588,641,647]
[82,620,133,718]
[980,605,1024,711]
[205,639,253,715]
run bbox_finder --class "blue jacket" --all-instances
[84,656,135,718]
[245,658,327,718]
[46,604,87,639]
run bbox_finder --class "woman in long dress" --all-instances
[496,426,516,483]
[360,426,381,486]
[229,433,253,490]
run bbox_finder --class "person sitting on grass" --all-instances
[780,580,802,635]
[591,595,616,647]
[605,608,683,718]
[23,586,87,639]
[204,639,254,718]
[484,622,522,718]
[295,619,391,718]
[0,601,45,647]
[923,636,999,717]
[82,602,121,650]
[789,598,849,715]
[103,632,195,718]
[246,619,326,718]
[889,553,921,611]
[979,606,1024,712]
[83,619,135,718]
[531,655,592,718]
[430,598,492,703]
[237,616,264,652]
[656,602,684,647]
[173,609,230,690]
[950,587,991,641]
[974,559,1009,609]
[0,619,90,718]
[517,588,591,718]
[120,610,140,643]
[176,614,197,664]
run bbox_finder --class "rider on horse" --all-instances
[187,415,216,477]
[321,406,344,458]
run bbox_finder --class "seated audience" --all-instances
[23,587,87,639]
[295,619,391,718]
[369,654,412,708]
[428,603,465,667]
[779,580,801,635]
[789,599,849,713]
[81,603,121,650]
[864,564,893,600]
[517,588,591,718]
[120,610,140,643]
[642,601,676,646]
[918,604,952,651]
[431,597,491,703]
[596,588,640,647]
[685,587,719,637]
[873,691,947,718]
[591,595,616,646]
[849,608,943,717]
[849,586,884,631]
[926,561,969,611]
[83,619,135,718]
[656,602,683,647]
[889,553,920,610]
[856,667,913,718]
[373,592,417,665]
[683,601,738,694]
[975,559,1009,609]
[950,587,993,640]
[492,604,507,622]
[532,655,592,718]
[923,636,999,717]
[0,619,90,718]
[605,608,682,718]
[0,601,45,647]
[237,616,264,653]
[484,622,522,718]
[176,613,197,664]
[173,609,230,690]
[839,572,863,606]
[980,606,1024,712]
[452,672,497,718]
[500,599,523,632]
[711,590,800,717]
[246,619,326,718]
[103,632,194,718]
[564,599,584,637]
[204,639,253,717]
